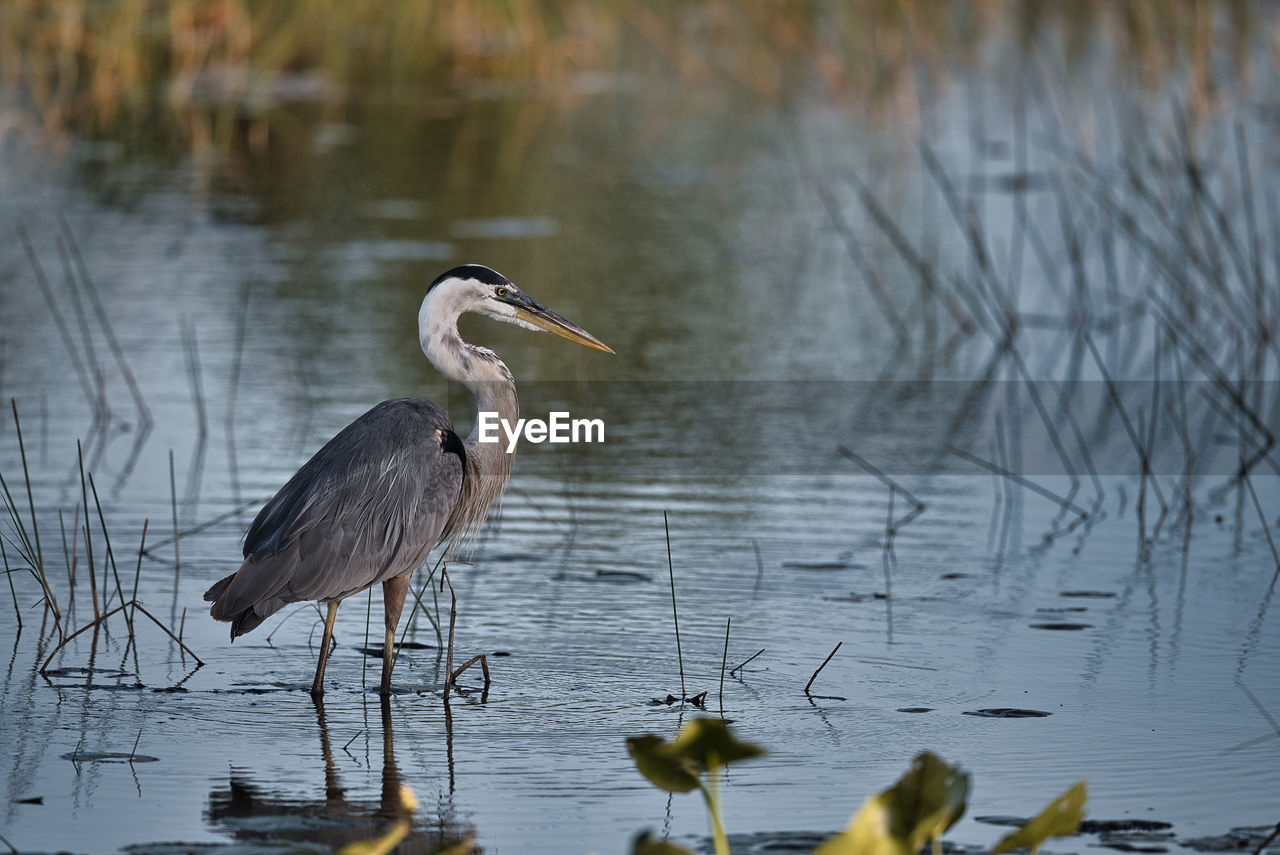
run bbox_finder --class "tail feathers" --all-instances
[205,565,293,641]
[228,596,288,638]
[230,609,265,638]
[204,574,234,604]
[206,593,290,641]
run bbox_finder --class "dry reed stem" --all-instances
[39,599,204,672]
[730,648,764,676]
[718,615,730,717]
[805,641,843,696]
[449,654,490,689]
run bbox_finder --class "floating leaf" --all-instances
[815,752,969,855]
[814,793,911,855]
[668,717,765,773]
[631,830,697,855]
[626,734,700,794]
[883,751,970,850]
[627,720,763,793]
[991,781,1087,855]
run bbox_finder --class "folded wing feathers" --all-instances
[205,399,464,636]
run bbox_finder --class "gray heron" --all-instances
[204,264,612,695]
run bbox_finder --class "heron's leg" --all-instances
[380,576,410,695]
[311,601,339,696]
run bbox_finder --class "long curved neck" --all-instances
[419,290,520,440]
[419,290,518,549]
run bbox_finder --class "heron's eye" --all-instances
[495,287,508,297]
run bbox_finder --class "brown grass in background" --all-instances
[1,1,1274,162]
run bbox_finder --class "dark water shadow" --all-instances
[202,696,471,853]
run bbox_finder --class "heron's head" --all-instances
[421,264,613,353]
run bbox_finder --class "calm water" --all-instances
[2,5,1279,854]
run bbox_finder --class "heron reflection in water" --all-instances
[206,696,471,851]
[204,265,612,695]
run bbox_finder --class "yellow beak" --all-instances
[514,303,614,354]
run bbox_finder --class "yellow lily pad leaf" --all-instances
[817,752,969,855]
[668,717,765,773]
[627,720,763,794]
[883,751,970,851]
[814,792,912,855]
[627,734,700,793]
[991,781,1087,855]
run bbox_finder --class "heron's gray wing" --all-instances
[206,398,464,634]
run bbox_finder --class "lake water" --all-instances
[1,5,1279,854]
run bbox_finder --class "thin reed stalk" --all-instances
[131,520,148,629]
[83,526,99,623]
[1251,822,1280,855]
[59,506,76,621]
[664,510,686,700]
[76,441,97,619]
[805,642,843,696]
[730,648,763,676]
[88,473,133,638]
[2,540,20,631]
[442,565,457,701]
[0,471,37,585]
[5,400,59,627]
[718,616,730,717]
[398,553,446,662]
[169,450,180,583]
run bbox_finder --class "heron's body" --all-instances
[204,264,611,695]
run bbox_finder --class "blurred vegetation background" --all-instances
[1,1,1272,178]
